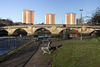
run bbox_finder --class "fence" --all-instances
[0,35,34,56]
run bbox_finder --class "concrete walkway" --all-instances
[25,42,52,67]
[0,42,40,67]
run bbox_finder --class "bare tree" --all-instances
[90,6,100,25]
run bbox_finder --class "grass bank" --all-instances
[52,37,100,67]
[0,40,34,62]
[61,37,100,45]
[53,45,100,67]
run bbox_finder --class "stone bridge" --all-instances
[0,24,100,35]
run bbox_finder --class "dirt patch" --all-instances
[47,48,58,67]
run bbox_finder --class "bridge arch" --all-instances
[59,28,78,34]
[59,29,67,34]
[12,28,27,36]
[33,27,52,35]
[0,29,8,36]
[90,30,100,36]
[59,28,79,37]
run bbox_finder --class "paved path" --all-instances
[25,42,52,67]
[24,40,65,67]
[0,42,40,67]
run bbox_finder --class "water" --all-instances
[0,37,14,55]
[0,36,31,56]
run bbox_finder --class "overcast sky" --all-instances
[0,0,99,24]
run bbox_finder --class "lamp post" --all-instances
[80,9,83,40]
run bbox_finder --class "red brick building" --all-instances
[65,13,76,24]
[45,14,55,24]
[22,10,35,24]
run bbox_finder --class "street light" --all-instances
[80,9,83,40]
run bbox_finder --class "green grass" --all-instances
[61,37,100,45]
[53,45,100,67]
[0,40,34,62]
[53,37,100,67]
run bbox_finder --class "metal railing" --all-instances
[0,35,33,56]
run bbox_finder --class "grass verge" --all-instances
[0,40,34,62]
[53,45,100,67]
[61,37,100,45]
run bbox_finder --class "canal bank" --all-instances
[0,40,40,67]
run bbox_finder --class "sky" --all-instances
[0,0,99,24]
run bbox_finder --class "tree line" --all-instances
[87,6,100,25]
[0,19,14,26]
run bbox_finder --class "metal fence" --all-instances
[0,35,34,56]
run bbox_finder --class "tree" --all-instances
[14,22,23,25]
[0,19,14,26]
[41,22,44,24]
[89,6,100,25]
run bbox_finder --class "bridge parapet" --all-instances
[0,25,100,35]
